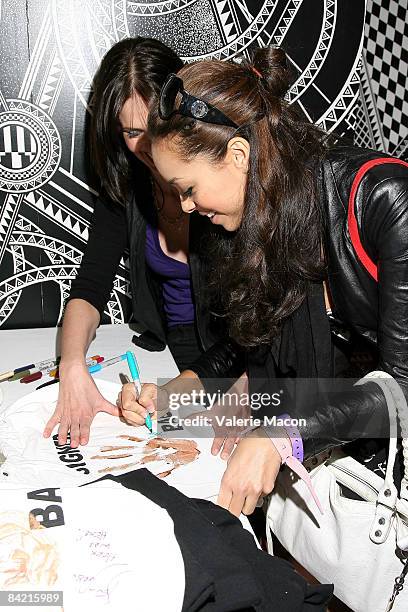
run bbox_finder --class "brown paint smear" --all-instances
[96,436,200,477]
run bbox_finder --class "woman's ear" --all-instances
[227,137,250,173]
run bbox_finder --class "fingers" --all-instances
[139,383,158,414]
[120,383,136,408]
[217,457,266,517]
[121,399,148,421]
[211,435,238,459]
[241,494,260,516]
[46,381,158,448]
[119,383,158,426]
[211,437,224,456]
[121,384,149,414]
[216,433,280,518]
[70,420,80,448]
[229,492,247,517]
[79,418,91,446]
[146,401,156,414]
[45,396,121,448]
[55,406,92,448]
[217,474,250,517]
[45,373,130,449]
[58,416,70,446]
[62,405,99,447]
[43,405,77,447]
[101,399,121,418]
[218,484,261,517]
[121,409,146,427]
[217,480,233,511]
[220,437,237,461]
[43,412,61,438]
[120,384,147,424]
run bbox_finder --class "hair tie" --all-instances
[250,65,263,79]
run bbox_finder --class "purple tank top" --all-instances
[145,223,195,327]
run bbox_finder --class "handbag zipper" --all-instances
[331,463,380,497]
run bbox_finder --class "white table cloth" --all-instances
[0,324,179,410]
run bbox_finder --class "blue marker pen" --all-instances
[87,354,126,374]
[126,351,153,433]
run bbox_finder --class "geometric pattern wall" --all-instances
[354,0,408,158]
[0,0,366,329]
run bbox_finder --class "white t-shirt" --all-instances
[0,480,185,612]
[0,380,225,499]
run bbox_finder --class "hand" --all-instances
[217,428,282,516]
[117,382,169,427]
[210,373,251,460]
[118,371,202,427]
[186,374,250,460]
[43,362,120,447]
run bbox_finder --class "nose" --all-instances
[180,197,196,214]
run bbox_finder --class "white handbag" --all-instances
[266,371,408,612]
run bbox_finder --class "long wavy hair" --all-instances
[90,37,183,203]
[148,47,328,347]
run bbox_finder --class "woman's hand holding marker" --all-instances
[125,351,154,432]
[117,382,158,427]
[118,369,204,428]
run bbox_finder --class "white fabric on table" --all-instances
[0,379,226,499]
[0,378,258,541]
[0,481,185,612]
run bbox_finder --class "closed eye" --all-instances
[182,187,193,198]
[123,129,143,139]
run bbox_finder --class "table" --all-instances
[0,324,179,466]
[0,324,179,410]
[0,324,258,543]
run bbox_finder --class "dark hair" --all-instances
[148,47,327,347]
[91,37,183,203]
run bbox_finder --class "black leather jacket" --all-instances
[189,146,408,459]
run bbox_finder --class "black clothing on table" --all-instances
[90,468,333,611]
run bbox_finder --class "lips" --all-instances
[197,211,216,218]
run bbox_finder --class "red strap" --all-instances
[347,158,408,282]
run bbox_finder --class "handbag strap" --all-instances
[347,159,408,513]
[347,157,408,281]
[357,372,408,549]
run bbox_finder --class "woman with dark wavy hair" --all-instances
[43,38,232,448]
[152,49,326,347]
[118,45,408,521]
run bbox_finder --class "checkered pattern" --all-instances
[354,0,408,159]
[0,125,37,170]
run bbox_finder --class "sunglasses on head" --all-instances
[159,73,238,129]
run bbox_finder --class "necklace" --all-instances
[150,177,185,225]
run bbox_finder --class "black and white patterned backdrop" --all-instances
[1,0,402,330]
[355,0,407,158]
